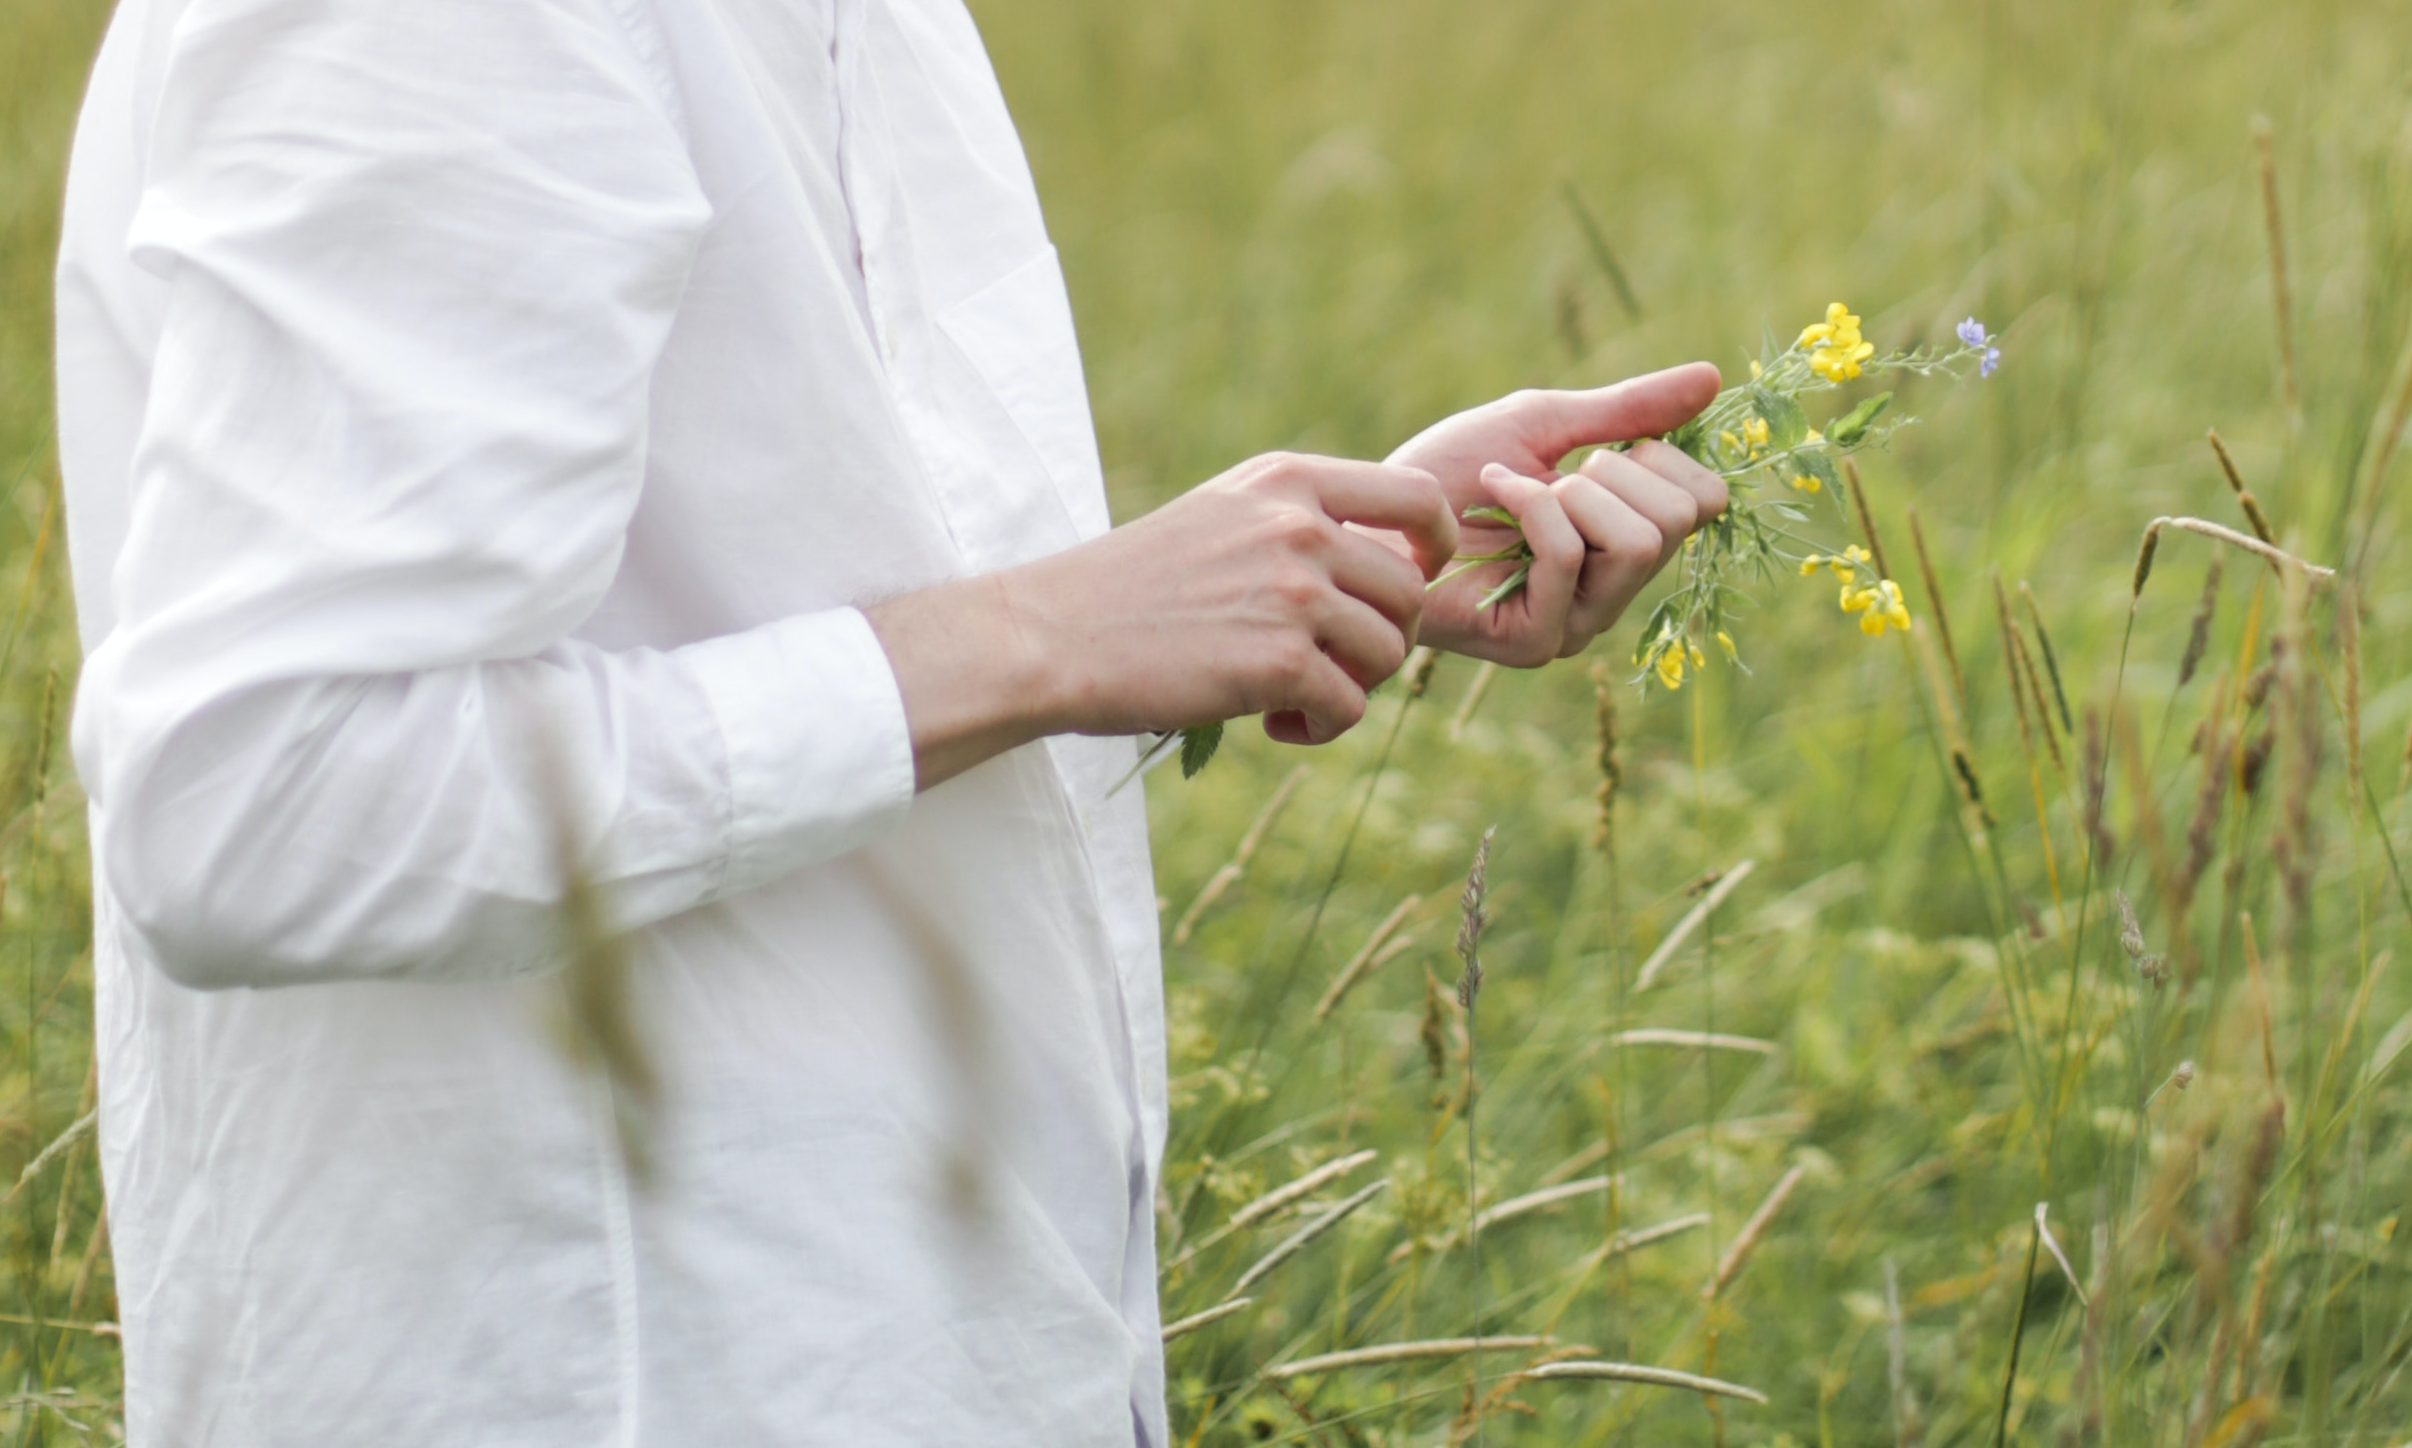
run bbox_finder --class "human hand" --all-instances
[1383,363,1727,665]
[868,453,1456,787]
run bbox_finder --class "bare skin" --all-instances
[866,362,1725,789]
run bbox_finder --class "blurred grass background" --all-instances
[3,0,2410,1442]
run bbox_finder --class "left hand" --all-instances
[1381,362,1727,665]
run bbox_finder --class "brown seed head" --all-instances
[2178,556,2223,687]
[2207,430,2278,546]
[2132,522,2164,602]
[2241,725,2276,797]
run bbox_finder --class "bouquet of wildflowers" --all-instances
[1143,303,2000,782]
[1598,303,1997,690]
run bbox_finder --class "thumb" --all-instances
[1513,361,1722,462]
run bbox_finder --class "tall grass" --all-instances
[0,0,2407,1443]
[1,0,115,1441]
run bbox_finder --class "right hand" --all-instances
[1009,452,1459,747]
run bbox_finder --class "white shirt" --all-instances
[54,0,1168,1443]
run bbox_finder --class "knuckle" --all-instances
[1271,637,1319,687]
[1612,523,1664,567]
[1270,562,1324,612]
[1267,507,1327,554]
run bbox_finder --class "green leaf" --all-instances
[1476,561,1532,611]
[1461,504,1521,529]
[1180,722,1224,779]
[1826,391,1894,446]
[1798,450,1842,495]
[1668,415,1709,462]
[1748,384,1810,450]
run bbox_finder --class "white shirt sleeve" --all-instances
[71,0,919,989]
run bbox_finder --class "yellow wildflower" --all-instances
[1655,646,1686,690]
[1789,473,1822,494]
[1799,555,1826,577]
[1811,338,1876,383]
[1742,417,1770,450]
[1881,579,1912,631]
[1718,430,1742,455]
[1749,359,1763,380]
[1688,642,1706,668]
[1840,578,1912,636]
[1801,302,1875,382]
[1716,630,1738,661]
[1798,301,1860,349]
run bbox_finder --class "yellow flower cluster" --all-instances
[1797,544,1871,579]
[1841,578,1913,636]
[1643,624,1708,690]
[1799,301,1875,383]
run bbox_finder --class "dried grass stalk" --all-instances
[1610,1029,1778,1057]
[1266,1336,1557,1379]
[3,1110,95,1207]
[1173,765,1308,946]
[1908,507,1967,706]
[1523,1360,1769,1405]
[1633,859,1756,991]
[1314,897,1424,1023]
[1230,1148,1382,1231]
[2252,117,2300,421]
[2179,556,2224,687]
[2034,1203,2087,1307]
[2206,431,2277,546]
[1843,456,1894,580]
[1705,1163,1807,1299]
[2019,583,2075,734]
[1226,1177,1390,1300]
[1474,1174,1616,1236]
[1162,1297,1253,1343]
[2135,517,2334,589]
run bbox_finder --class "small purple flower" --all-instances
[1958,317,2002,378]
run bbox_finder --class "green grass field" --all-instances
[6,0,2412,1442]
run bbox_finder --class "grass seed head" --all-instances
[2207,430,2277,545]
[2179,556,2224,687]
[1455,827,1494,1012]
[2116,891,2147,961]
[2132,521,2164,602]
[1907,506,1966,704]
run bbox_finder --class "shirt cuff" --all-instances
[679,607,918,896]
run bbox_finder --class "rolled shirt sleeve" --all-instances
[71,0,917,989]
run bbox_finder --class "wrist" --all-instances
[864,571,1069,790]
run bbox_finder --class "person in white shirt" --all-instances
[52,0,1727,1443]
